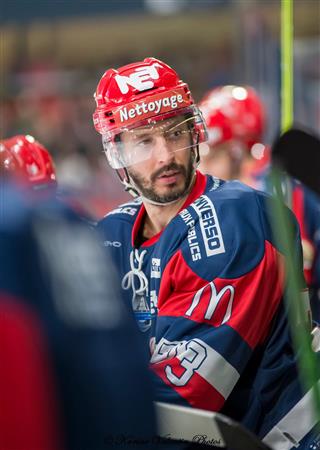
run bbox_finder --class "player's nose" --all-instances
[153,135,175,164]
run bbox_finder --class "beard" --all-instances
[128,152,196,204]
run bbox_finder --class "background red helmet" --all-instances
[199,85,266,150]
[0,135,57,190]
[93,57,207,169]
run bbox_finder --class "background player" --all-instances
[198,85,268,188]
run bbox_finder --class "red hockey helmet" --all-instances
[1,135,57,190]
[199,85,265,150]
[93,57,207,169]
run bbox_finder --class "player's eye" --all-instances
[134,137,154,151]
[166,128,185,141]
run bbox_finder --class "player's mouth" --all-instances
[157,170,181,184]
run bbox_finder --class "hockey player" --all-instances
[198,86,320,321]
[0,181,156,449]
[93,57,319,449]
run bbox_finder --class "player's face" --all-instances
[121,117,196,203]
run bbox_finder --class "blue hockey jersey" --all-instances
[97,171,319,449]
[0,183,156,450]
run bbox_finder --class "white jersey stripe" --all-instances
[191,338,240,399]
[262,381,320,450]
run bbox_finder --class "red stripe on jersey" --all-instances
[293,184,307,242]
[152,356,225,412]
[0,294,63,450]
[158,241,285,348]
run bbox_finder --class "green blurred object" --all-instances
[281,0,293,133]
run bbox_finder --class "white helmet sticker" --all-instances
[115,62,162,94]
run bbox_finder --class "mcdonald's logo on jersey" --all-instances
[185,281,235,326]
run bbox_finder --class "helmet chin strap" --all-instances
[118,147,200,206]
